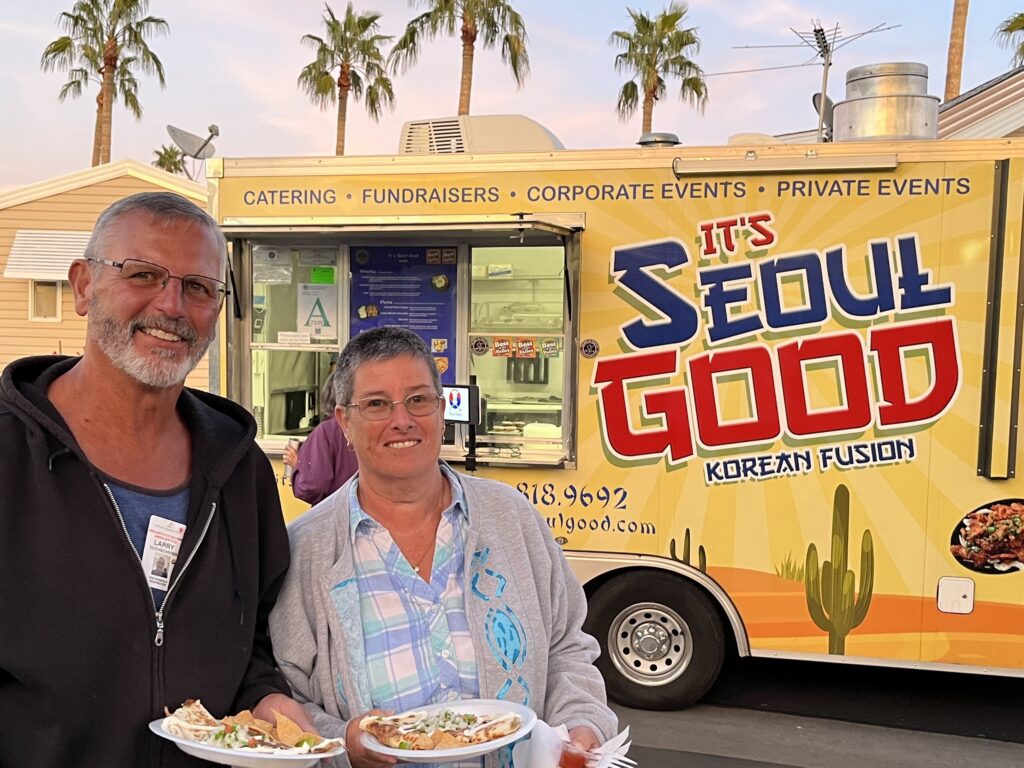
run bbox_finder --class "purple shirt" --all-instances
[291,418,359,505]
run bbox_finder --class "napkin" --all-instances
[591,725,631,768]
[511,721,631,768]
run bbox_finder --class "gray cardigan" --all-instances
[269,466,617,766]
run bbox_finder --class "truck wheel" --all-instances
[584,571,726,710]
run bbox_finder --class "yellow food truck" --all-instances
[208,126,1024,710]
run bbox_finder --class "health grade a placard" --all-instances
[297,283,338,340]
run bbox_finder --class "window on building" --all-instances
[29,280,60,321]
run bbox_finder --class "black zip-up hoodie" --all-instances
[0,356,292,767]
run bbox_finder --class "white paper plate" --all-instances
[149,719,345,768]
[361,699,536,764]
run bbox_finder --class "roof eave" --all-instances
[0,159,207,212]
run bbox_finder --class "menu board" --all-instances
[349,246,458,384]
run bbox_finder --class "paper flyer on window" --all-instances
[296,283,338,340]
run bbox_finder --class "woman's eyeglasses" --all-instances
[89,257,229,309]
[345,393,443,420]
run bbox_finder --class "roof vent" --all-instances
[833,62,939,141]
[398,115,563,154]
[637,131,680,147]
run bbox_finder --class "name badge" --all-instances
[142,515,187,592]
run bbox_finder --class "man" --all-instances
[0,192,312,766]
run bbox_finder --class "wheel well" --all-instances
[581,564,745,659]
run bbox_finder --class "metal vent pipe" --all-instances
[833,62,939,141]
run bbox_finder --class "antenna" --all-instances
[166,123,219,180]
[707,20,898,143]
[802,23,838,143]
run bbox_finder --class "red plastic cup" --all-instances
[558,744,588,768]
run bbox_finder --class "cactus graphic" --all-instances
[804,485,874,655]
[669,528,707,573]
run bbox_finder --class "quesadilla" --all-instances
[360,708,521,751]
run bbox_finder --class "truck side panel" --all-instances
[212,144,1024,676]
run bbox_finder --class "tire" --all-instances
[584,570,726,710]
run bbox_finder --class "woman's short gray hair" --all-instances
[334,326,441,406]
[83,191,226,268]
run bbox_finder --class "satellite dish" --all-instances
[167,124,218,159]
[812,93,835,141]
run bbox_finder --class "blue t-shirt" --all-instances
[108,480,189,606]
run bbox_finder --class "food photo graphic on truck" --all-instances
[208,113,1024,710]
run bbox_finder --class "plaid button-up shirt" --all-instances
[349,465,480,718]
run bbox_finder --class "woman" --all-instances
[284,365,358,505]
[269,326,616,768]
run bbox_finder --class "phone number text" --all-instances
[516,483,628,509]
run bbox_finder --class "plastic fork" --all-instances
[588,751,637,768]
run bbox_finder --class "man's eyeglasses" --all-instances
[345,393,443,421]
[89,257,229,309]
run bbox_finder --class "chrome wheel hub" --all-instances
[632,622,671,659]
[608,602,693,687]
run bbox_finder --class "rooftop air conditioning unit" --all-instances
[399,114,564,154]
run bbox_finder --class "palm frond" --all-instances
[40,35,77,71]
[388,11,436,73]
[364,74,396,120]
[500,32,530,84]
[120,86,142,119]
[349,68,364,99]
[995,12,1024,67]
[616,79,639,120]
[58,70,89,101]
[301,33,328,52]
[298,63,338,109]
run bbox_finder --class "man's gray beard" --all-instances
[89,301,213,388]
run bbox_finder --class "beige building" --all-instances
[0,159,211,389]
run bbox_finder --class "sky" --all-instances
[0,1,1020,191]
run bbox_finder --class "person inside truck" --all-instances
[269,325,617,767]
[283,362,358,505]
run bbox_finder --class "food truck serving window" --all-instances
[228,225,578,467]
[247,245,342,441]
[469,246,567,463]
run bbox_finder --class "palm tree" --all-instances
[944,0,970,101]
[40,0,167,166]
[152,144,185,174]
[298,3,395,156]
[610,2,707,135]
[390,0,529,116]
[996,11,1024,67]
